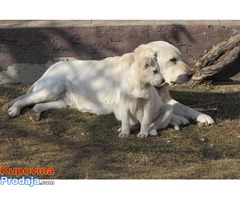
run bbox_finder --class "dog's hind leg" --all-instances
[8,89,63,117]
[149,104,173,136]
[117,116,140,132]
[6,84,36,109]
[7,95,27,109]
[32,100,67,120]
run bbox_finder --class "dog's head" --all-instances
[134,41,194,85]
[133,49,165,87]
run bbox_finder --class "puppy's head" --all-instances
[134,44,158,59]
[135,55,165,87]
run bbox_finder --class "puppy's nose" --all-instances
[161,78,165,83]
[160,78,165,85]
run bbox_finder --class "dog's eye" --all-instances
[153,70,158,74]
[154,51,158,58]
[170,58,177,63]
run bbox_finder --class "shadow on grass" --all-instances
[1,84,240,179]
[170,87,240,120]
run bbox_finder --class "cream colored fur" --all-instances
[115,53,172,138]
[8,41,214,128]
[7,46,163,121]
[136,41,214,126]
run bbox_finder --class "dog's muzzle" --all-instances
[171,73,193,85]
[152,78,166,87]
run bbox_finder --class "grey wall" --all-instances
[0,20,240,84]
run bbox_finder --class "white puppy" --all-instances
[114,52,173,138]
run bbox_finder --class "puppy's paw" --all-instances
[171,115,190,126]
[149,129,158,136]
[169,121,180,130]
[196,114,214,125]
[119,130,130,138]
[137,132,149,138]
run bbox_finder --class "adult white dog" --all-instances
[8,41,214,127]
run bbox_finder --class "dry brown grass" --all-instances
[0,83,240,179]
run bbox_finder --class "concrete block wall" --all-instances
[0,20,240,84]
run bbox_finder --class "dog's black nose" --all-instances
[188,69,195,78]
[188,73,193,79]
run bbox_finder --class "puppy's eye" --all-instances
[170,58,177,63]
[153,70,158,74]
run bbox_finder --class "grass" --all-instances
[0,83,240,179]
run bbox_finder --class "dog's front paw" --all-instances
[196,114,214,125]
[137,132,149,138]
[119,130,130,138]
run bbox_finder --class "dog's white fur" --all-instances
[114,52,173,138]
[7,46,161,120]
[8,41,214,127]
[136,41,214,126]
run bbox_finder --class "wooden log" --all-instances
[191,33,240,83]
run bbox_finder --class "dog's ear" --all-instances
[153,51,158,59]
[134,44,147,54]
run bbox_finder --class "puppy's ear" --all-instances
[142,57,152,68]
